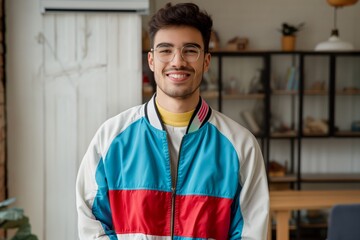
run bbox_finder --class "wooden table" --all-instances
[268,190,360,240]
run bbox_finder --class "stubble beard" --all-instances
[155,64,205,100]
[158,77,202,100]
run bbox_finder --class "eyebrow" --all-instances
[155,43,173,48]
[155,42,202,48]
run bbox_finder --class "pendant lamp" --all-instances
[315,0,358,51]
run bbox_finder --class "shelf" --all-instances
[304,89,328,95]
[272,90,298,95]
[336,89,360,95]
[271,130,297,138]
[270,174,297,183]
[223,93,265,99]
[335,131,360,137]
[302,132,329,137]
[301,173,360,183]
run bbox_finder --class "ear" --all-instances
[148,51,155,72]
[203,53,211,72]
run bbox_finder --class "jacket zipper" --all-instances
[170,187,176,239]
[170,138,184,240]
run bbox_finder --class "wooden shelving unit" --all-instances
[142,50,360,240]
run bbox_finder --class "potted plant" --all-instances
[0,198,38,240]
[279,22,304,51]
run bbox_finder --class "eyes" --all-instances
[151,44,203,63]
[158,45,199,55]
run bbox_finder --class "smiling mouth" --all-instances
[166,73,191,83]
[166,73,190,80]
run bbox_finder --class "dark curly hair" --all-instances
[148,2,213,53]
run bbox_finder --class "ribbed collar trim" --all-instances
[145,94,212,134]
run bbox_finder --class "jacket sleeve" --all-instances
[229,134,270,239]
[76,131,117,240]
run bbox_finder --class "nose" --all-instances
[170,49,186,66]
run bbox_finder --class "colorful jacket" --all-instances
[76,96,269,240]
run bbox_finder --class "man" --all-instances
[76,3,269,240]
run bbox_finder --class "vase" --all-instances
[282,35,296,51]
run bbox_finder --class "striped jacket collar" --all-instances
[145,94,212,134]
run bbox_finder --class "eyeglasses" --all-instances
[151,45,203,63]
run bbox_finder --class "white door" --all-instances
[7,4,142,239]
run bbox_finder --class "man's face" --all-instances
[148,26,211,100]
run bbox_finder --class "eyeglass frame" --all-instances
[150,44,206,63]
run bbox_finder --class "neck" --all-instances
[155,89,200,113]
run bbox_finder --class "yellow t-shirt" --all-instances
[156,101,195,186]
[156,101,194,127]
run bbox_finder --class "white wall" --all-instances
[147,0,360,50]
[5,0,360,239]
[6,0,142,239]
[6,0,45,237]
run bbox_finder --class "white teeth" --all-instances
[168,74,187,79]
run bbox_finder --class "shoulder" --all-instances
[208,109,260,158]
[102,104,145,131]
[208,109,255,141]
[92,104,145,154]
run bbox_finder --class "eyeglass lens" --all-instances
[154,45,201,63]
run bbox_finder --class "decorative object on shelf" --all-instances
[209,30,220,51]
[315,0,358,51]
[304,116,329,134]
[282,35,295,51]
[270,113,293,134]
[279,22,305,51]
[285,66,299,90]
[310,81,327,91]
[225,36,249,51]
[269,160,287,177]
[249,69,265,93]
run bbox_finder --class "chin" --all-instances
[168,88,199,99]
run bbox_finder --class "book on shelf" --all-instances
[285,66,298,91]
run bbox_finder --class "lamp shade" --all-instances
[315,35,354,51]
[327,0,358,7]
